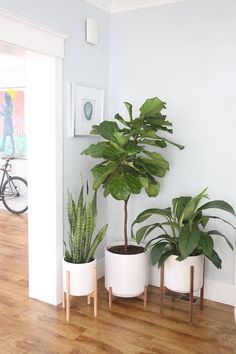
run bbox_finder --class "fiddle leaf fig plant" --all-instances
[82,97,184,253]
[132,188,236,268]
[64,184,108,264]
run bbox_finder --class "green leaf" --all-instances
[140,97,166,116]
[180,188,208,223]
[91,162,117,190]
[108,174,131,200]
[206,250,222,269]
[199,200,236,216]
[157,250,173,268]
[207,230,234,251]
[86,224,108,262]
[92,121,120,141]
[137,158,168,177]
[199,232,214,258]
[163,138,185,150]
[179,228,201,259]
[151,242,168,266]
[145,179,160,197]
[114,113,130,127]
[113,131,129,147]
[124,102,133,121]
[82,142,121,161]
[172,196,192,221]
[139,176,149,189]
[132,208,171,225]
[142,151,169,170]
[125,141,142,156]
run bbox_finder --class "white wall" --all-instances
[0,0,110,260]
[108,0,236,303]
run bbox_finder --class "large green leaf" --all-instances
[137,157,168,177]
[125,141,142,156]
[172,196,191,221]
[113,131,129,147]
[142,151,169,170]
[140,97,166,116]
[114,113,130,127]
[86,224,108,262]
[91,162,117,190]
[132,207,171,225]
[199,200,236,216]
[179,228,201,259]
[82,142,121,161]
[124,102,133,121]
[92,121,120,141]
[163,138,185,150]
[206,250,222,269]
[199,232,214,258]
[180,188,208,223]
[145,179,160,197]
[151,242,168,266]
[207,230,234,250]
[108,174,131,200]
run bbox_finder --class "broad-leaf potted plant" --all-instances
[132,188,236,293]
[63,184,108,298]
[82,97,183,298]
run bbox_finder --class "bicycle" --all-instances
[0,157,28,214]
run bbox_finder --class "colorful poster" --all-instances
[0,88,26,158]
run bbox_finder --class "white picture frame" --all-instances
[69,83,104,136]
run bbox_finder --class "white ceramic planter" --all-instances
[105,242,148,298]
[164,254,204,293]
[63,258,96,296]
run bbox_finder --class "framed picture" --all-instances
[69,83,104,136]
[0,88,26,158]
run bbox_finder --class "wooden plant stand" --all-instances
[62,268,98,322]
[108,286,148,309]
[160,262,205,325]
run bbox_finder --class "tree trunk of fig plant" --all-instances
[124,198,129,254]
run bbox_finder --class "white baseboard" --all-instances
[97,258,236,306]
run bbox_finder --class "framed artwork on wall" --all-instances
[0,88,26,159]
[69,83,104,136]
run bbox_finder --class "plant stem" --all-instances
[124,198,129,254]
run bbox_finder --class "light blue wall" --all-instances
[0,0,110,258]
[108,0,236,285]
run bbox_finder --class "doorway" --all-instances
[0,9,67,305]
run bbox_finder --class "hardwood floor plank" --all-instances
[0,210,235,354]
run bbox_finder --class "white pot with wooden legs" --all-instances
[105,242,148,307]
[62,258,97,321]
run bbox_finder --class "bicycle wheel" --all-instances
[2,176,28,214]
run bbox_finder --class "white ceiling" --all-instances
[85,0,186,13]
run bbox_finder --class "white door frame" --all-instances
[0,8,69,305]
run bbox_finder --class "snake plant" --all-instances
[64,184,108,263]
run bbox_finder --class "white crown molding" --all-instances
[85,0,111,12]
[111,0,187,13]
[85,0,187,13]
[0,8,69,39]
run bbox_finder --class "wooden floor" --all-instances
[0,210,235,354]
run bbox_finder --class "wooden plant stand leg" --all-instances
[160,265,164,316]
[108,287,113,309]
[200,259,205,311]
[87,294,91,305]
[66,270,70,322]
[189,266,194,325]
[93,268,98,317]
[138,286,148,308]
[62,291,65,309]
